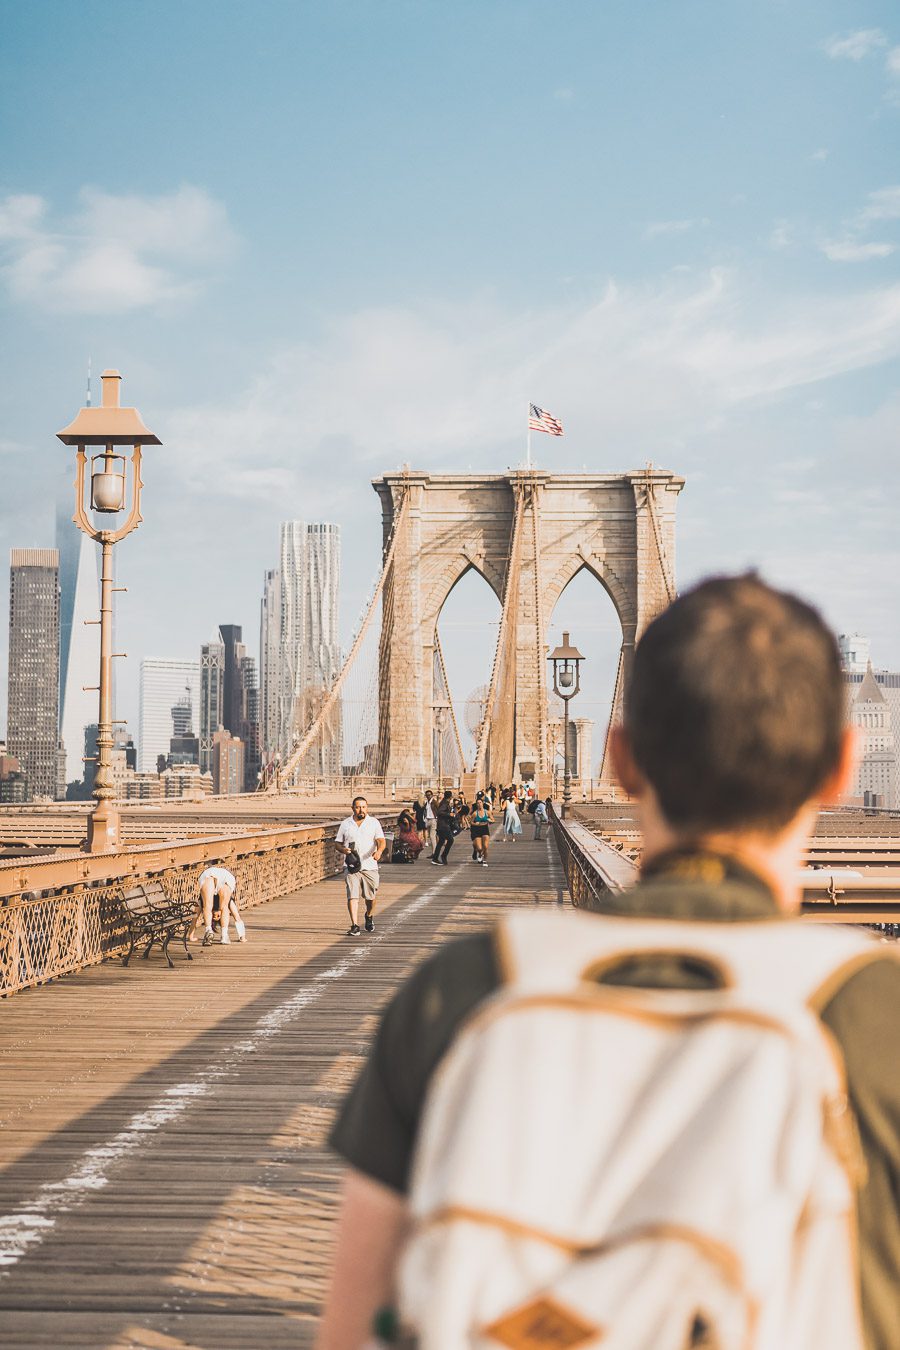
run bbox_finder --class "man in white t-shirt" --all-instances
[334,796,386,937]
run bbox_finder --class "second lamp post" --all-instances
[548,631,584,819]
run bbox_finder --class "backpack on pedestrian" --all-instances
[397,907,879,1349]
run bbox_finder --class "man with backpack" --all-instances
[318,575,900,1349]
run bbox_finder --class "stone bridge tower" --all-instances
[373,468,684,785]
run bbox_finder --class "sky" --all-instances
[1,0,899,761]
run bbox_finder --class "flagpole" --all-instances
[526,405,532,469]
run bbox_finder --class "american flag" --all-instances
[528,403,563,436]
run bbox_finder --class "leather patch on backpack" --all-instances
[484,1295,601,1348]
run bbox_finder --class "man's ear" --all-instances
[816,725,857,806]
[609,725,645,797]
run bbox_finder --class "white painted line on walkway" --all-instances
[0,869,455,1270]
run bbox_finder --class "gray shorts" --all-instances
[345,869,379,905]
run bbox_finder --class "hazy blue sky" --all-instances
[2,0,899,757]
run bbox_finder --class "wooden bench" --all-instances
[121,881,194,969]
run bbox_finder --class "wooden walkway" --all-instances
[0,829,567,1349]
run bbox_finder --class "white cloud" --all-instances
[887,46,900,75]
[552,87,575,102]
[821,240,895,262]
[0,185,236,314]
[855,185,900,226]
[0,194,45,239]
[769,221,793,250]
[161,269,900,504]
[810,147,829,162]
[822,29,887,60]
[643,218,711,239]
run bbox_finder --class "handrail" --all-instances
[1,822,340,997]
[549,804,638,910]
[551,806,900,927]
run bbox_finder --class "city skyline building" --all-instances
[7,548,61,800]
[838,633,871,675]
[212,727,245,795]
[56,495,100,786]
[270,521,342,770]
[219,624,245,738]
[278,521,306,755]
[841,635,899,809]
[165,690,200,769]
[199,637,225,773]
[850,663,897,808]
[259,568,281,760]
[240,654,261,790]
[137,658,201,773]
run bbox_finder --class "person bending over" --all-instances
[191,864,245,945]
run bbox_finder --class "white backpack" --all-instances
[398,908,881,1349]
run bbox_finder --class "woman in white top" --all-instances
[191,865,246,945]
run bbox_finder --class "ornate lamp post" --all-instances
[548,631,584,819]
[57,370,160,853]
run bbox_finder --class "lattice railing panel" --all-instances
[0,827,338,998]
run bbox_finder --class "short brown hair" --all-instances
[625,574,844,833]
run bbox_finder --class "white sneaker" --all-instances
[235,919,246,941]
[220,932,231,945]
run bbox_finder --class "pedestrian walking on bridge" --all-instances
[469,792,492,865]
[532,796,548,840]
[334,796,386,936]
[502,792,522,841]
[422,789,437,857]
[430,790,456,865]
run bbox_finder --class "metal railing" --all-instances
[0,822,338,998]
[549,804,638,910]
[550,805,900,931]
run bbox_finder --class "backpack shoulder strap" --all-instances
[497,909,884,1016]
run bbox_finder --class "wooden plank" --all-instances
[0,829,566,1347]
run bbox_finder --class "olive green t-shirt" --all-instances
[330,856,900,1349]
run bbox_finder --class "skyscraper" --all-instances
[199,638,225,773]
[138,659,201,773]
[278,521,306,751]
[240,654,261,790]
[8,549,61,799]
[219,624,246,737]
[56,495,100,785]
[303,522,342,774]
[259,568,281,759]
[305,523,342,690]
[270,521,342,766]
